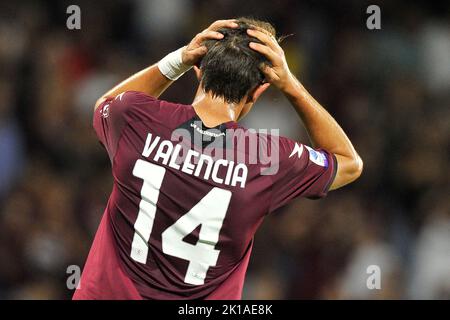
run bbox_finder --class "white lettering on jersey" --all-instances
[231,163,248,187]
[154,140,173,165]
[142,133,248,188]
[142,133,160,157]
[190,122,225,138]
[181,149,199,175]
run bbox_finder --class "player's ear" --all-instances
[193,66,202,82]
[247,82,270,103]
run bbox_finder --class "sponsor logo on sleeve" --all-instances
[305,145,328,167]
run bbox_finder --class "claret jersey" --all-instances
[73,91,336,300]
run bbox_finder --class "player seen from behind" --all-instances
[74,18,363,300]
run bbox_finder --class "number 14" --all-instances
[130,159,231,285]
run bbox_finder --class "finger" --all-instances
[249,25,273,36]
[193,66,202,81]
[247,28,281,53]
[249,42,281,64]
[247,28,280,52]
[260,63,278,80]
[197,30,224,42]
[208,19,239,31]
[190,46,207,57]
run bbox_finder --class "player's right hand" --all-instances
[247,28,293,91]
[182,19,239,67]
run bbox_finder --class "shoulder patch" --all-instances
[305,145,328,167]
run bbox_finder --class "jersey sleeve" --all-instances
[93,91,158,160]
[268,136,337,213]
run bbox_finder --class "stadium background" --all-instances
[0,0,448,299]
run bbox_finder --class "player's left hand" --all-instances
[247,27,293,91]
[182,19,239,66]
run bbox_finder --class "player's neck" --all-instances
[192,91,246,128]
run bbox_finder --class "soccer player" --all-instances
[73,18,362,300]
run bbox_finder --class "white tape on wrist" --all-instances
[157,47,192,81]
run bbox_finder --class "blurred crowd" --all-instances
[0,0,448,299]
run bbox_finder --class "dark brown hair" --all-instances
[200,17,277,104]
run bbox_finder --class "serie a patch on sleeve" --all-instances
[305,145,328,168]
